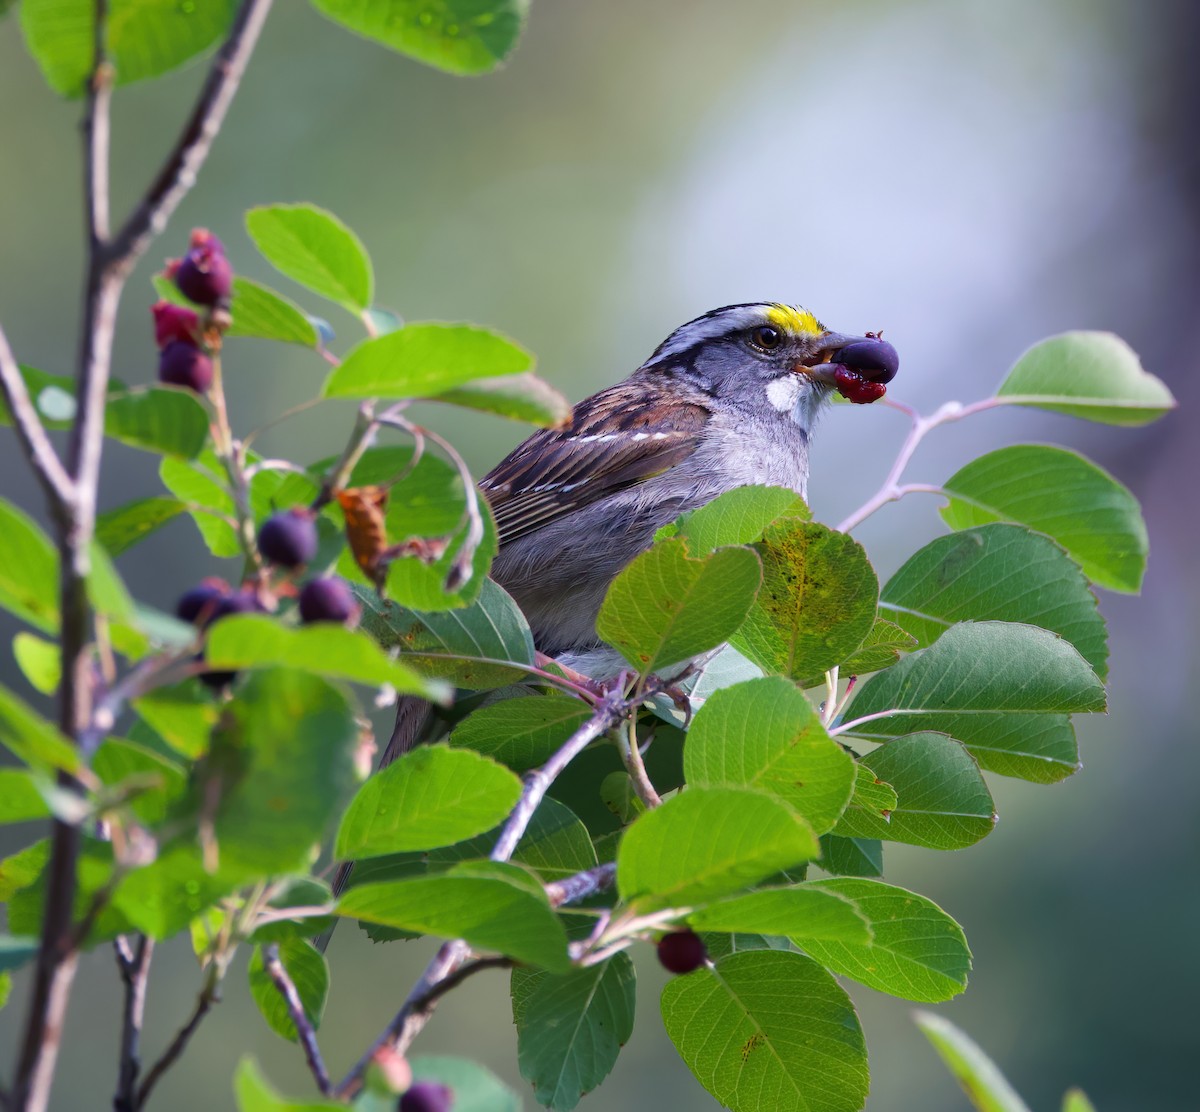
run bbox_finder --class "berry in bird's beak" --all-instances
[812,335,899,404]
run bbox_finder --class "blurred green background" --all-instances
[2,1,1197,1108]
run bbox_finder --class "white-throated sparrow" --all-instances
[392,302,897,752]
[319,302,897,945]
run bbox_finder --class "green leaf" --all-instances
[197,668,360,875]
[838,618,917,676]
[437,372,571,427]
[0,498,59,632]
[409,1055,523,1112]
[0,769,51,823]
[512,953,635,1111]
[914,1011,1032,1112]
[323,323,534,399]
[233,1057,342,1112]
[92,737,185,826]
[451,694,591,771]
[881,523,1108,679]
[1062,1089,1097,1112]
[662,949,869,1112]
[105,387,210,458]
[13,632,59,696]
[597,539,762,676]
[248,941,329,1042]
[996,331,1175,426]
[689,886,872,946]
[831,735,996,850]
[846,621,1106,727]
[337,860,571,970]
[0,840,51,902]
[801,878,971,1002]
[204,614,448,699]
[817,835,882,878]
[132,683,219,760]
[159,456,239,557]
[657,484,810,554]
[20,0,238,97]
[0,684,79,773]
[731,519,878,682]
[226,277,320,346]
[87,541,136,624]
[96,496,185,556]
[683,677,855,835]
[245,204,373,315]
[839,762,898,826]
[311,0,530,76]
[617,787,819,911]
[335,746,521,859]
[940,444,1149,593]
[356,578,535,688]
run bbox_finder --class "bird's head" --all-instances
[642,302,899,427]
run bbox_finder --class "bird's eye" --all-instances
[750,326,783,351]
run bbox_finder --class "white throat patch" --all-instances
[765,375,802,414]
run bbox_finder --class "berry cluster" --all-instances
[153,229,234,394]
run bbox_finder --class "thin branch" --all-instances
[113,936,154,1112]
[262,944,331,1097]
[623,714,661,808]
[834,397,1000,533]
[312,401,378,510]
[405,956,513,1017]
[0,323,74,511]
[106,0,276,270]
[335,683,645,1098]
[545,862,617,908]
[134,973,219,1110]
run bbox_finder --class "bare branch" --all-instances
[113,936,154,1112]
[0,324,74,511]
[312,401,378,510]
[106,0,276,271]
[135,974,219,1110]
[545,862,617,908]
[261,944,331,1097]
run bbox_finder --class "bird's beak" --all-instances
[798,331,898,385]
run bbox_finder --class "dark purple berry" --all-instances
[158,339,213,393]
[175,578,229,626]
[298,577,359,625]
[152,300,201,347]
[399,1081,454,1112]
[209,589,265,623]
[657,930,708,975]
[174,228,233,306]
[834,338,899,384]
[258,508,319,570]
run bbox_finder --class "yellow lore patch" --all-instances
[765,304,823,336]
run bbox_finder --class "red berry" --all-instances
[258,508,319,570]
[298,577,358,625]
[174,228,233,306]
[656,930,708,974]
[176,578,230,626]
[158,339,213,393]
[833,366,888,405]
[151,300,201,347]
[835,338,899,383]
[400,1082,454,1112]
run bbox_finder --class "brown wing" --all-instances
[481,376,712,546]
